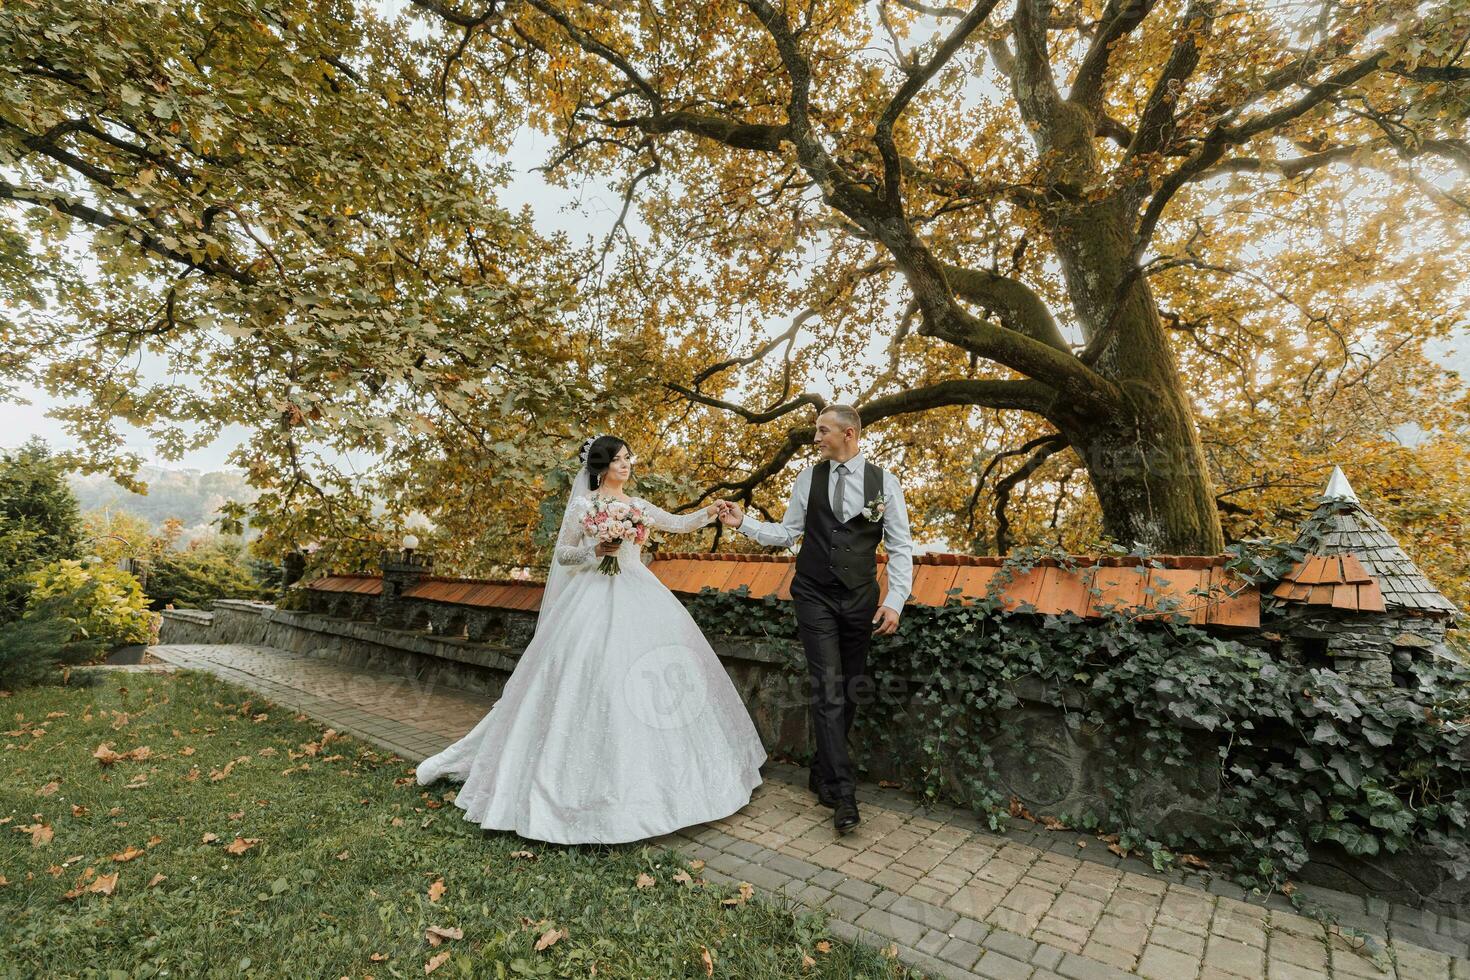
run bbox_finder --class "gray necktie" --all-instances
[834,463,850,521]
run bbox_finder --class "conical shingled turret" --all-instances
[1271,467,1459,618]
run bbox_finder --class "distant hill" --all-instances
[68,466,261,540]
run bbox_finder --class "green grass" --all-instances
[0,669,913,979]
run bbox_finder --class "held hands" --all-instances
[714,500,745,527]
[594,542,620,557]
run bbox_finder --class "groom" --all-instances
[717,404,913,834]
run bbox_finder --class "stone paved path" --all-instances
[146,643,1470,980]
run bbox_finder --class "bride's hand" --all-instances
[594,542,620,556]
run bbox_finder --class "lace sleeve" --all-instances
[554,496,596,568]
[638,498,716,535]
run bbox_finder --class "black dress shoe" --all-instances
[833,797,860,834]
[807,770,838,808]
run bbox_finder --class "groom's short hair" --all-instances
[819,403,862,436]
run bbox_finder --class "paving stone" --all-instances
[973,949,1035,980]
[834,877,882,903]
[951,916,992,946]
[1203,935,1265,977]
[1137,943,1203,980]
[937,936,984,970]
[1030,942,1067,971]
[1079,940,1136,972]
[982,928,1039,963]
[810,868,846,889]
[887,894,960,932]
[1150,922,1207,957]
[855,907,928,948]
[765,853,821,881]
[1391,942,1454,979]
[1264,960,1333,980]
[895,945,984,980]
[1266,930,1327,970]
[869,889,900,910]
[821,894,869,923]
[917,928,952,956]
[1328,945,1395,980]
[1055,951,1136,980]
[741,863,791,894]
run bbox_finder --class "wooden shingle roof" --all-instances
[1270,466,1459,618]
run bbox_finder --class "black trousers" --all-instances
[790,572,880,800]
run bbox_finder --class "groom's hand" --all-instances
[717,501,744,527]
[873,606,900,636]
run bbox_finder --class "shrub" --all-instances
[25,558,151,647]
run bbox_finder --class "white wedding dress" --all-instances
[415,490,767,845]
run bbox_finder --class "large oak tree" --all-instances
[412,0,1470,554]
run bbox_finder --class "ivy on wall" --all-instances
[681,545,1470,896]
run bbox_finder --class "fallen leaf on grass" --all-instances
[147,873,166,887]
[687,859,704,871]
[93,743,150,765]
[369,952,388,961]
[815,941,832,954]
[111,846,146,863]
[336,850,350,861]
[36,781,59,797]
[201,832,219,844]
[700,946,713,975]
[70,804,88,817]
[424,950,450,974]
[509,850,535,860]
[425,925,462,947]
[224,837,260,856]
[801,953,816,968]
[534,928,565,952]
[635,873,655,889]
[87,872,118,895]
[673,870,694,886]
[20,822,52,846]
[428,879,445,903]
[721,882,755,906]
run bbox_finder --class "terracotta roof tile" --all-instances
[309,550,1268,626]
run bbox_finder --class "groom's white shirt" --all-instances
[735,450,914,616]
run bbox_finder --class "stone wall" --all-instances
[159,600,1468,917]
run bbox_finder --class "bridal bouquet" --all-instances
[582,495,652,575]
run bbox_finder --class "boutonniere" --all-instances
[860,492,887,522]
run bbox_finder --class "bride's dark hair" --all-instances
[584,435,631,490]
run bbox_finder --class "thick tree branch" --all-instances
[940,263,1070,353]
[1134,49,1390,255]
[1125,0,1213,161]
[1069,0,1159,112]
[595,110,790,151]
[874,0,1000,210]
[1001,0,1063,131]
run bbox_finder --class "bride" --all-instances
[415,435,768,844]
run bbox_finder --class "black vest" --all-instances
[795,459,886,592]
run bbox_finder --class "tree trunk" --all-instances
[1041,162,1225,553]
[1054,385,1226,554]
